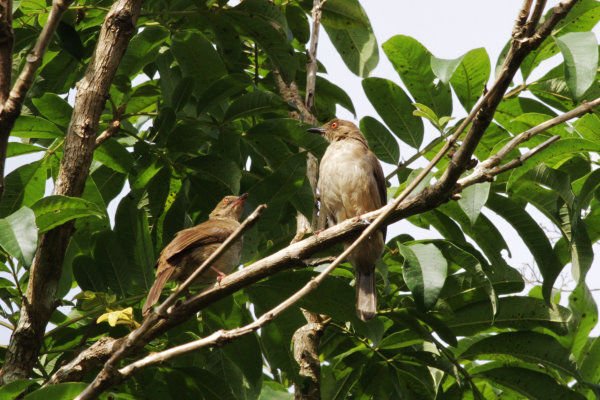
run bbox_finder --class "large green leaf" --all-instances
[398,243,447,310]
[447,296,570,336]
[0,161,46,218]
[362,77,424,148]
[555,32,598,99]
[22,383,90,400]
[458,182,490,225]
[224,90,287,121]
[228,0,297,82]
[196,73,252,114]
[359,116,400,165]
[383,35,452,116]
[186,156,242,195]
[474,366,585,400]
[171,30,226,90]
[450,48,491,111]
[0,207,37,266]
[461,331,578,377]
[94,138,134,174]
[0,379,38,400]
[31,195,106,233]
[11,115,63,138]
[321,0,378,77]
[247,118,327,158]
[31,93,72,129]
[118,26,168,78]
[486,193,563,303]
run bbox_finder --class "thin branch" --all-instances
[94,120,121,148]
[525,0,548,36]
[513,0,533,38]
[385,133,447,181]
[489,135,561,176]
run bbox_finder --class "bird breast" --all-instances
[318,140,383,222]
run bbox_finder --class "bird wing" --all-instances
[160,220,236,265]
[368,150,388,240]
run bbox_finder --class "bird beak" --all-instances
[307,127,325,135]
[233,193,248,205]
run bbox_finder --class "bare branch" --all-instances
[513,0,533,38]
[0,0,142,383]
[525,0,548,36]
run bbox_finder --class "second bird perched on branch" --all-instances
[309,119,386,321]
[142,194,248,316]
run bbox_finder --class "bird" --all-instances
[142,193,248,316]
[309,119,386,321]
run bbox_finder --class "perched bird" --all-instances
[142,194,247,315]
[309,119,386,321]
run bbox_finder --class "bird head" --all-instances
[307,119,365,143]
[209,193,248,220]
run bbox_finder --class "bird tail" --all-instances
[356,271,377,321]
[142,268,173,316]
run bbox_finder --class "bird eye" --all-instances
[331,122,338,129]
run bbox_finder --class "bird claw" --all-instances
[211,266,227,284]
[313,229,324,236]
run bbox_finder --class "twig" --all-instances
[74,204,266,400]
[489,135,561,175]
[0,0,13,105]
[94,120,121,148]
[513,0,533,38]
[385,134,447,181]
[525,0,548,36]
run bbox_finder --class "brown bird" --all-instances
[142,194,247,315]
[309,119,386,321]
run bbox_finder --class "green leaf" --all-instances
[224,90,287,121]
[450,48,490,111]
[362,77,424,148]
[0,161,46,217]
[321,0,379,77]
[171,30,226,89]
[461,331,578,377]
[475,366,585,400]
[0,207,38,266]
[458,182,490,225]
[555,32,599,99]
[398,243,447,309]
[0,379,37,400]
[118,26,168,78]
[431,55,463,85]
[32,93,72,128]
[569,284,598,360]
[23,383,90,400]
[94,138,134,174]
[186,156,241,195]
[228,0,297,82]
[359,116,400,165]
[447,296,570,336]
[31,195,106,233]
[580,336,600,383]
[486,192,563,303]
[11,115,63,138]
[6,142,44,158]
[316,76,356,116]
[383,35,452,116]
[247,118,327,158]
[196,73,252,114]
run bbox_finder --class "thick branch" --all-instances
[0,0,141,383]
[0,0,71,198]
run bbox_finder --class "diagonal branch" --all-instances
[0,0,142,384]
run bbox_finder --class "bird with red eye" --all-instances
[308,119,386,321]
[142,193,248,316]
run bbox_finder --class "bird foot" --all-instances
[313,228,324,236]
[211,266,228,284]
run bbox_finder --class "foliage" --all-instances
[0,0,599,398]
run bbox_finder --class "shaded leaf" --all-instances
[31,195,106,233]
[555,32,598,99]
[359,116,400,165]
[0,207,37,266]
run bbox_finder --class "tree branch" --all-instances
[0,0,72,198]
[0,0,142,383]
